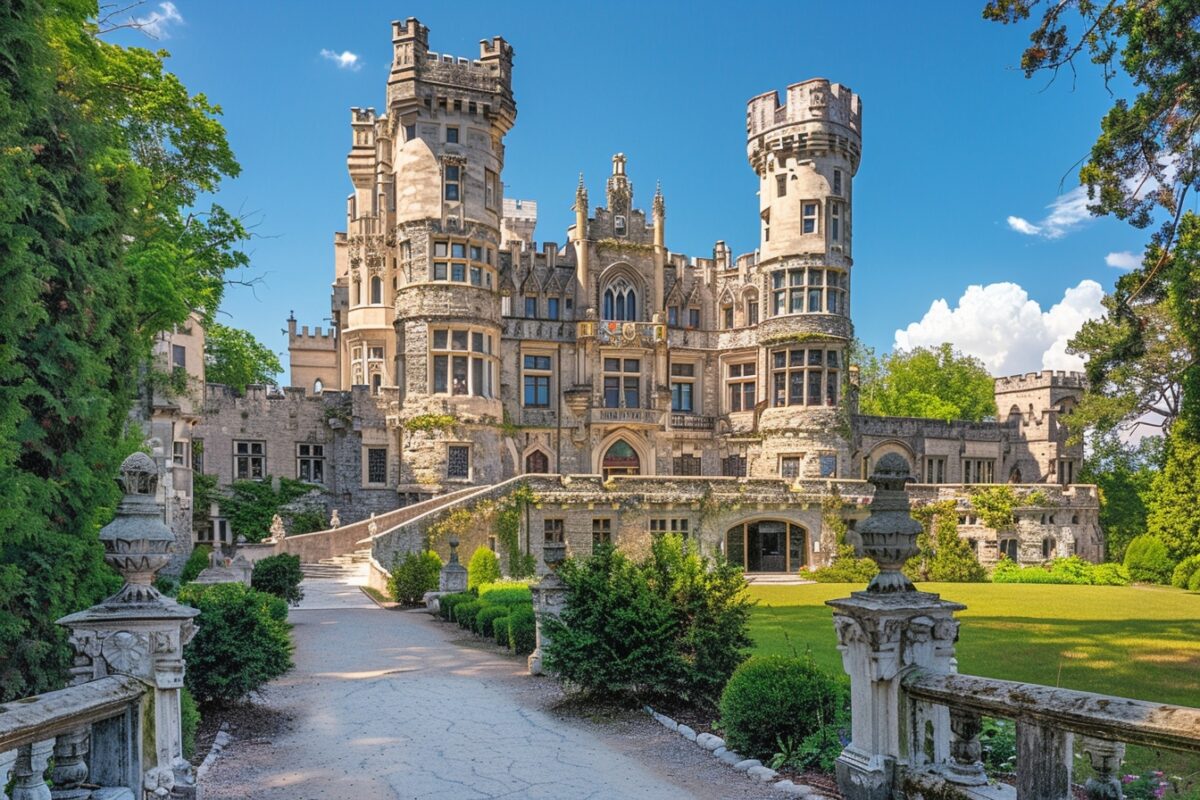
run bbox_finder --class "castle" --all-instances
[167,18,1100,573]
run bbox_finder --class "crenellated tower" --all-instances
[746,79,862,477]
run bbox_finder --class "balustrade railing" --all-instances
[669,413,715,430]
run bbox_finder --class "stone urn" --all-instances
[856,452,923,593]
[99,452,176,604]
[543,542,567,572]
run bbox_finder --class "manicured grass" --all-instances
[748,582,1200,707]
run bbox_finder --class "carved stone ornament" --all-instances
[100,452,177,604]
[856,453,923,593]
[101,631,148,674]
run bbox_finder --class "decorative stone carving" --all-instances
[438,536,468,593]
[269,514,287,541]
[1080,736,1125,800]
[856,453,923,593]
[367,514,379,538]
[330,509,341,528]
[100,452,177,604]
[528,542,567,676]
[50,729,91,800]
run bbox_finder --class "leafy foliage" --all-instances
[992,556,1131,585]
[180,545,213,585]
[219,477,316,542]
[181,686,200,761]
[1146,421,1200,562]
[453,600,482,631]
[855,343,998,422]
[1170,555,1200,590]
[718,654,848,762]
[1080,432,1163,561]
[968,486,1021,530]
[980,717,1016,776]
[388,550,442,606]
[466,547,501,592]
[204,323,281,394]
[178,582,293,706]
[906,501,988,582]
[494,483,537,578]
[1123,534,1175,584]
[402,414,457,432]
[812,492,878,583]
[251,553,305,606]
[437,592,472,621]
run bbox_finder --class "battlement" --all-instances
[746,78,862,139]
[351,107,376,125]
[994,370,1087,393]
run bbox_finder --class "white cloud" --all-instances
[894,279,1106,375]
[134,2,183,39]
[1006,185,1092,239]
[320,49,362,71]
[1105,250,1140,270]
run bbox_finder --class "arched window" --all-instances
[313,378,324,394]
[725,521,808,573]
[999,538,1019,561]
[525,450,549,474]
[370,276,383,305]
[602,278,637,321]
[601,439,640,478]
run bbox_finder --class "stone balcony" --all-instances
[589,406,665,428]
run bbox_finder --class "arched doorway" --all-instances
[525,450,549,474]
[726,521,807,573]
[602,439,640,478]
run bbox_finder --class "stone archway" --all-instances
[601,439,641,478]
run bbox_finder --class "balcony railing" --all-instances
[590,406,664,427]
[669,413,715,430]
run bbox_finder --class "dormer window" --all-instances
[614,215,627,237]
[602,278,637,321]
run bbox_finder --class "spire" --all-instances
[652,181,665,218]
[574,172,588,212]
[606,153,631,214]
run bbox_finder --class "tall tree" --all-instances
[855,343,998,422]
[204,323,282,394]
[1079,431,1163,561]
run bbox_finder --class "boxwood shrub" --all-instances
[439,591,472,621]
[507,604,536,655]
[454,600,482,631]
[475,605,509,637]
[1170,555,1200,589]
[492,614,511,647]
[1124,535,1175,584]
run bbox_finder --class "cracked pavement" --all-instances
[201,570,789,799]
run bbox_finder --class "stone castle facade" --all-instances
[181,18,1100,571]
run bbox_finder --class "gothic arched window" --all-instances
[525,450,549,474]
[602,278,637,321]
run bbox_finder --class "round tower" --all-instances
[746,79,862,479]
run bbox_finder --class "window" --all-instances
[723,305,734,329]
[547,297,560,320]
[430,239,492,285]
[963,458,995,484]
[724,363,756,413]
[667,306,679,327]
[404,123,417,142]
[171,345,186,369]
[366,448,387,484]
[770,348,841,407]
[776,174,787,197]
[444,164,460,201]
[670,362,695,413]
[313,378,324,394]
[191,439,204,473]
[1042,538,1056,559]
[522,354,552,407]
[1057,459,1075,485]
[525,450,549,473]
[770,267,847,316]
[524,296,538,318]
[370,275,383,304]
[430,327,495,397]
[592,518,612,550]
[673,454,702,476]
[172,441,186,466]
[614,215,626,236]
[649,518,689,538]
[999,538,1019,561]
[687,307,700,329]
[485,168,498,209]
[234,441,265,480]
[603,357,640,408]
[830,203,841,242]
[833,169,843,195]
[446,126,459,143]
[780,455,802,480]
[447,445,470,479]
[802,202,818,234]
[543,518,564,544]
[602,278,637,321]
[722,455,747,477]
[747,299,759,326]
[925,457,946,484]
[819,454,837,478]
[297,444,325,483]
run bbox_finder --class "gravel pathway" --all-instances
[201,571,790,799]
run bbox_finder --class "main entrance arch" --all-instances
[601,439,641,478]
[726,520,807,573]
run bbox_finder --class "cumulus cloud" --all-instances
[1006,185,1093,239]
[1105,250,1141,270]
[133,2,183,39]
[894,280,1106,375]
[320,49,362,71]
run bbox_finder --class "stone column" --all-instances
[528,542,567,676]
[827,453,965,800]
[57,452,200,800]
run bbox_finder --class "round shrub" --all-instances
[1171,555,1200,589]
[178,582,294,706]
[467,547,501,592]
[251,553,305,605]
[475,605,509,637]
[388,550,443,606]
[180,545,212,584]
[718,655,848,762]
[492,614,511,647]
[454,600,482,631]
[439,591,471,621]
[1090,562,1132,586]
[1124,535,1175,584]
[507,604,536,655]
[1190,569,1200,593]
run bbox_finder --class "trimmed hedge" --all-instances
[492,614,511,647]
[718,655,848,763]
[439,591,472,621]
[251,553,304,605]
[1124,535,1175,584]
[991,556,1131,586]
[454,600,482,631]
[475,605,509,637]
[507,604,536,655]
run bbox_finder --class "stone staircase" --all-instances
[300,549,370,582]
[743,572,815,586]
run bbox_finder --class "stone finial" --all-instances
[367,515,379,538]
[330,509,341,528]
[99,452,176,604]
[447,536,461,565]
[574,172,588,211]
[857,453,922,593]
[269,514,287,540]
[652,181,665,218]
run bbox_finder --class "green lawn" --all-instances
[748,582,1200,708]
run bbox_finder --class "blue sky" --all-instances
[111,0,1153,382]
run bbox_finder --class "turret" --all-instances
[652,182,665,314]
[574,173,589,304]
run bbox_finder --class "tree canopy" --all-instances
[855,343,998,422]
[204,323,282,394]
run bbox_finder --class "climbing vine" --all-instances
[403,413,457,433]
[495,483,537,578]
